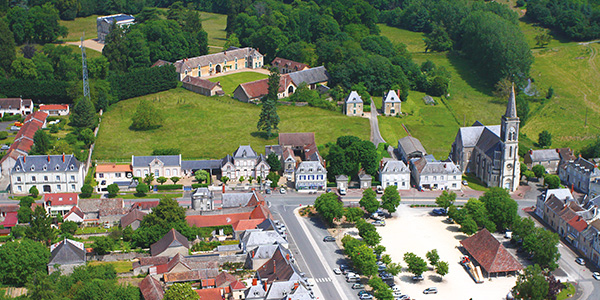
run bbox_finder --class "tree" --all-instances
[17,196,34,223]
[386,262,402,276]
[248,176,254,184]
[344,207,364,223]
[26,206,56,245]
[266,152,281,172]
[357,219,381,246]
[523,170,536,182]
[31,130,51,155]
[546,86,554,100]
[435,191,456,210]
[93,236,114,255]
[532,164,546,178]
[107,183,119,198]
[79,128,95,146]
[459,216,478,235]
[80,184,93,198]
[0,19,16,74]
[164,283,199,300]
[359,188,379,214]
[221,176,230,185]
[267,172,280,188]
[136,183,149,196]
[223,33,241,50]
[424,24,453,52]
[131,100,163,131]
[132,197,192,248]
[381,185,401,213]
[512,264,549,300]
[195,170,209,183]
[29,186,40,198]
[432,261,448,279]
[60,220,78,235]
[314,192,344,224]
[381,254,392,265]
[122,226,134,242]
[71,97,97,129]
[352,243,379,276]
[0,238,50,286]
[480,187,519,230]
[523,228,560,270]
[239,176,245,183]
[143,173,154,186]
[368,277,393,300]
[170,177,180,184]
[403,252,428,276]
[11,56,38,80]
[257,67,280,138]
[157,176,168,185]
[535,32,551,48]
[538,130,552,147]
[426,249,440,266]
[465,198,497,232]
[545,175,560,189]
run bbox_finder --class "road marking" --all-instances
[315,277,332,282]
[293,207,350,300]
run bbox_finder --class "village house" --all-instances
[150,229,190,257]
[535,188,574,220]
[0,98,33,117]
[97,14,135,43]
[132,155,181,179]
[10,154,85,194]
[450,86,521,191]
[174,47,264,80]
[271,57,309,74]
[95,163,134,192]
[234,74,296,103]
[286,66,329,90]
[343,91,363,116]
[590,179,600,199]
[524,149,561,173]
[221,145,270,181]
[181,76,224,96]
[559,156,600,194]
[256,247,303,284]
[397,136,427,163]
[0,110,48,177]
[245,244,292,270]
[43,193,78,216]
[63,206,84,223]
[240,229,289,253]
[120,209,147,230]
[295,161,327,191]
[381,90,401,116]
[78,198,127,224]
[39,104,70,116]
[139,275,164,300]
[48,239,86,274]
[411,156,461,190]
[379,159,411,190]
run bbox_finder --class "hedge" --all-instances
[109,65,178,101]
[191,183,209,188]
[155,184,183,190]
[0,79,75,103]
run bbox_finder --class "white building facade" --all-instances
[10,155,85,194]
[295,161,327,190]
[379,160,411,190]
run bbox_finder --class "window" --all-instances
[71,184,75,191]
[425,176,428,181]
[16,176,21,182]
[99,173,104,178]
[143,170,148,176]
[173,169,178,176]
[57,185,61,191]
[43,166,47,171]
[56,175,60,181]
[136,170,141,177]
[402,181,406,186]
[166,169,171,176]
[452,183,457,188]
[70,175,75,181]
[16,166,20,171]
[17,186,22,192]
[115,173,121,178]
[433,176,437,180]
[70,165,74,170]
[44,176,48,181]
[453,176,457,180]
[31,176,36,182]
[154,170,159,177]
[30,166,35,171]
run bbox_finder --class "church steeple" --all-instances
[504,83,517,119]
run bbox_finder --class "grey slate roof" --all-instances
[335,174,348,181]
[222,192,254,208]
[398,136,427,156]
[382,90,401,103]
[241,230,288,250]
[49,239,86,265]
[132,155,181,168]
[265,145,283,157]
[295,161,326,175]
[150,229,189,256]
[380,160,410,174]
[505,84,517,118]
[266,280,313,299]
[181,159,222,171]
[414,157,460,175]
[256,218,277,231]
[475,127,502,159]
[12,155,81,173]
[570,157,600,175]
[233,145,258,159]
[287,66,329,86]
[528,149,560,162]
[345,91,363,104]
[249,244,289,260]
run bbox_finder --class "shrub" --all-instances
[155,184,183,190]
[136,183,149,196]
[0,131,7,140]
[191,183,209,189]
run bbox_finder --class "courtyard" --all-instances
[377,205,518,300]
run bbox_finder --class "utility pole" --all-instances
[80,33,90,101]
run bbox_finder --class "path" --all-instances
[65,39,104,53]
[369,98,386,147]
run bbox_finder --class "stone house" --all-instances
[181,76,224,96]
[39,104,70,116]
[132,155,182,179]
[411,157,461,190]
[10,155,85,194]
[271,57,309,74]
[379,159,411,190]
[97,14,134,43]
[150,229,190,257]
[295,161,326,191]
[233,75,296,103]
[120,209,147,230]
[221,145,270,181]
[174,47,264,80]
[78,198,127,224]
[524,149,561,173]
[381,90,401,116]
[64,206,84,223]
[343,91,363,116]
[559,157,600,194]
[0,98,33,117]
[397,136,426,163]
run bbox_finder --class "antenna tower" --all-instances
[80,33,90,100]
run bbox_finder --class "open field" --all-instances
[94,88,369,160]
[59,15,99,42]
[88,261,132,273]
[378,22,600,153]
[208,72,267,95]
[200,12,227,48]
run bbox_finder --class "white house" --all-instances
[97,14,135,43]
[131,155,181,179]
[559,157,600,194]
[95,163,133,192]
[379,159,411,190]
[411,157,461,190]
[343,91,363,116]
[10,155,85,194]
[381,90,401,116]
[39,104,70,116]
[0,98,33,117]
[43,193,79,216]
[295,161,327,191]
[64,206,84,223]
[221,145,270,181]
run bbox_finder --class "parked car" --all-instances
[576,258,585,265]
[359,293,373,299]
[380,273,394,280]
[326,188,332,193]
[462,180,468,186]
[357,290,370,297]
[333,268,342,275]
[372,220,386,227]
[323,236,336,242]
[265,188,271,194]
[346,276,360,283]
[593,272,600,280]
[391,285,401,292]
[423,287,438,294]
[339,187,347,195]
[431,208,446,216]
[352,283,364,289]
[376,185,384,194]
[280,187,286,194]
[412,275,424,281]
[395,295,410,300]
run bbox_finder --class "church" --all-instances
[450,85,520,192]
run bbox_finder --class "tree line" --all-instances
[525,0,600,41]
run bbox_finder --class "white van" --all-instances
[339,187,347,195]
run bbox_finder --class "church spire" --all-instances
[505,83,517,118]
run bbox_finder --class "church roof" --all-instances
[505,84,518,118]
[475,127,502,159]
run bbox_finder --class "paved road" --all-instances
[369,98,386,147]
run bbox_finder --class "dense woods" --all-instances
[525,0,600,41]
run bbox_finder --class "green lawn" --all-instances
[94,88,370,160]
[88,261,132,273]
[556,283,575,300]
[76,226,110,235]
[59,15,100,42]
[199,12,227,48]
[462,173,489,192]
[208,72,268,95]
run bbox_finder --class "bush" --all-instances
[136,183,149,196]
[191,183,209,189]
[0,131,7,140]
[155,184,183,190]
[80,184,93,198]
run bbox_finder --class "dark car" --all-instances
[432,208,446,216]
[352,283,364,289]
[412,275,424,281]
[323,236,336,242]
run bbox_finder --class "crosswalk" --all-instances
[314,277,332,283]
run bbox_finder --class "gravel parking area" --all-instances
[378,205,517,300]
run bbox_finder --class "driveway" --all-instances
[369,98,386,147]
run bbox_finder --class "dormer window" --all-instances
[70,165,74,170]
[30,166,34,171]
[15,166,20,171]
[43,166,47,171]
[55,165,59,170]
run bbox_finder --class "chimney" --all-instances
[62,153,65,162]
[263,281,267,291]
[529,149,533,155]
[47,155,50,162]
[23,156,26,163]
[252,250,255,258]
[222,185,225,194]
[252,278,257,286]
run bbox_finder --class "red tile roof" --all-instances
[233,219,265,231]
[187,212,252,228]
[257,247,297,283]
[195,288,223,300]
[238,74,293,100]
[215,272,236,288]
[44,193,79,206]
[65,206,84,219]
[0,204,19,214]
[202,278,216,287]
[182,76,220,90]
[229,280,245,290]
[132,201,160,211]
[271,57,309,71]
[39,104,69,111]
[0,212,18,228]
[460,229,523,274]
[96,163,132,173]
[120,209,147,228]
[568,216,588,232]
[139,275,164,300]
[250,204,272,220]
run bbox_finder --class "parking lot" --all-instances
[377,205,518,300]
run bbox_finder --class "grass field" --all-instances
[59,15,99,42]
[199,12,227,48]
[94,88,370,160]
[88,261,132,273]
[208,72,268,94]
